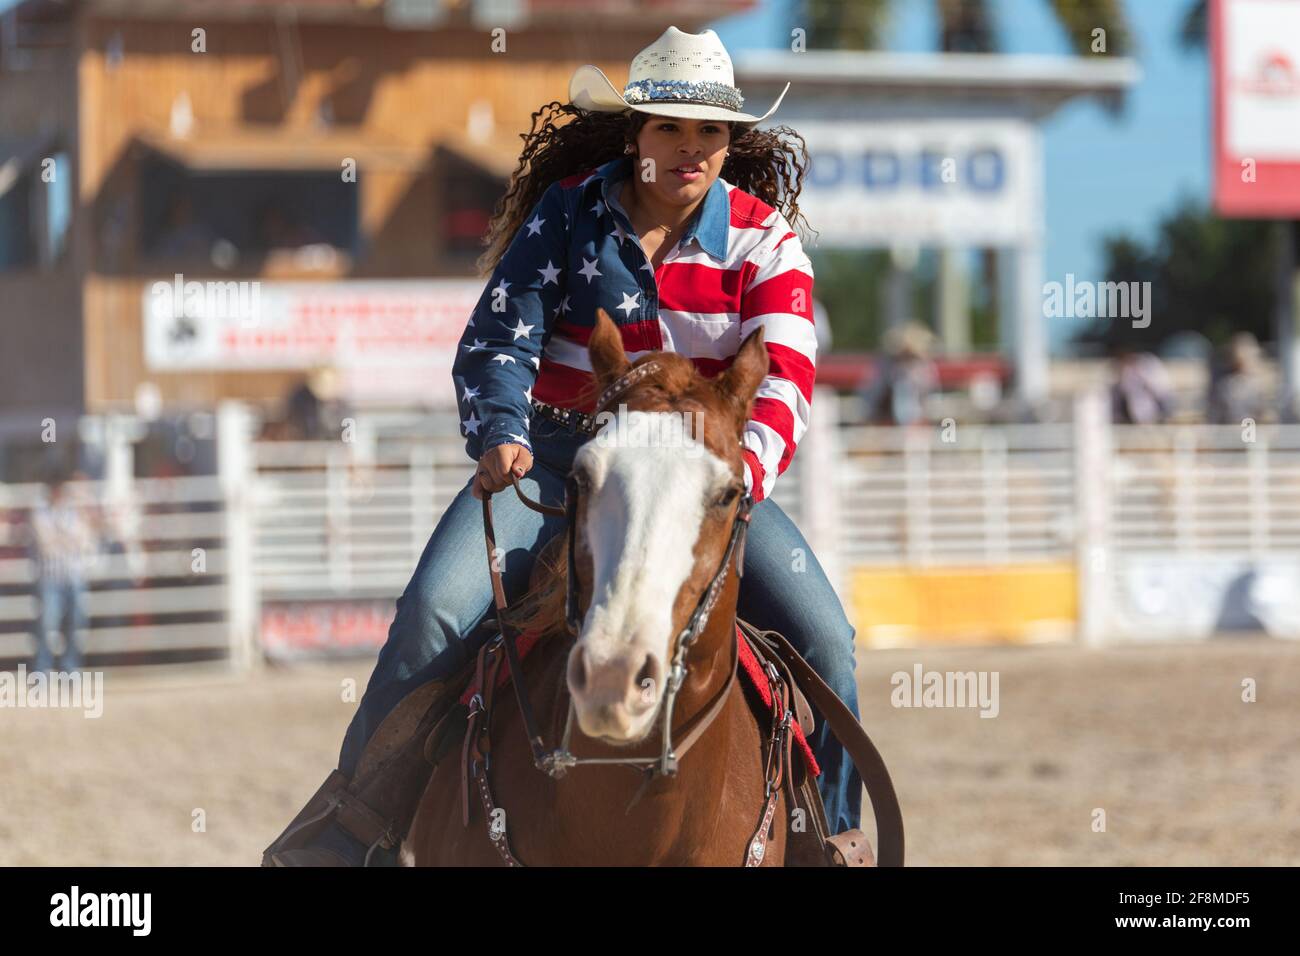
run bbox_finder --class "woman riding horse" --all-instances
[266,25,863,866]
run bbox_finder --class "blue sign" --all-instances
[809,146,1007,193]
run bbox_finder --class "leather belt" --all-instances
[530,398,598,435]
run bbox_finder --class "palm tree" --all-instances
[804,0,1132,56]
[1178,0,1207,49]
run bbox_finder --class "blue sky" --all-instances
[715,0,1211,352]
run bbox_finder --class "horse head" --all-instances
[564,308,768,744]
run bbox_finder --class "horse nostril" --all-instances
[631,653,661,712]
[568,646,590,694]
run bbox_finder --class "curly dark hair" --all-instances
[474,102,814,277]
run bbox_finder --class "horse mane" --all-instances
[499,532,571,639]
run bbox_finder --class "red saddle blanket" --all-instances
[460,624,819,777]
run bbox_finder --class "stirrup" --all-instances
[261,770,354,867]
[825,828,875,867]
[268,845,355,868]
[261,770,401,867]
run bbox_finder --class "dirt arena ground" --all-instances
[3,637,1297,866]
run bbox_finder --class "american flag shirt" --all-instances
[451,154,816,501]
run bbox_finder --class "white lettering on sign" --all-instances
[142,279,483,407]
[795,119,1039,247]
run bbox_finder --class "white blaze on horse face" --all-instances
[567,410,733,743]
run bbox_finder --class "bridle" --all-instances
[551,467,752,782]
[468,360,908,867]
[467,358,906,870]
[480,359,754,792]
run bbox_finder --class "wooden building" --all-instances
[0,0,752,439]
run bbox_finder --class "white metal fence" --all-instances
[5,392,1300,666]
[1109,424,1300,556]
[0,474,234,662]
[245,409,816,602]
[250,430,469,600]
[836,422,1077,567]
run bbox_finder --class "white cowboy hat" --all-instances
[883,321,936,359]
[569,25,790,129]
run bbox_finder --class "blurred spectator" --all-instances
[812,298,832,355]
[1206,332,1272,425]
[1110,346,1174,425]
[26,471,103,673]
[152,192,216,261]
[860,321,940,426]
[283,366,351,441]
[256,199,323,251]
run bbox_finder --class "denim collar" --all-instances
[595,154,729,261]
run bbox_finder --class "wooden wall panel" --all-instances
[72,15,671,410]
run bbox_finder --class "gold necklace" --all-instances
[622,186,674,236]
[634,209,673,236]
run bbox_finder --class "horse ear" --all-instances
[588,308,631,387]
[712,326,769,428]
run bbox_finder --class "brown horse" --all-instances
[406,309,812,866]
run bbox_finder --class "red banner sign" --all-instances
[261,600,394,659]
[1213,0,1300,217]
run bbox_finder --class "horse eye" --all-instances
[713,486,739,508]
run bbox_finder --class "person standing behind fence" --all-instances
[27,471,103,673]
[1110,346,1174,425]
[860,321,940,425]
[1206,332,1272,425]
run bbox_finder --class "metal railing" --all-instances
[1110,424,1300,556]
[250,431,469,600]
[244,403,817,603]
[836,422,1077,567]
[0,474,233,662]
[7,394,1300,665]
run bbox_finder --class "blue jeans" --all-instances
[337,417,863,834]
[33,576,88,673]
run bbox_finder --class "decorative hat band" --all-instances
[621,78,744,114]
